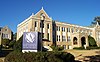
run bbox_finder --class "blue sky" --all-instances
[0,0,100,33]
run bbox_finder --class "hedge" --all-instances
[5,51,75,62]
[73,46,100,50]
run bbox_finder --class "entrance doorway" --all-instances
[81,37,86,46]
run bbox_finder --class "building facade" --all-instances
[0,26,13,45]
[17,8,100,49]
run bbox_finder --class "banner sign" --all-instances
[22,32,38,50]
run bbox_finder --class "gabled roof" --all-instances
[34,7,50,19]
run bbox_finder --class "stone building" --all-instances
[17,7,100,49]
[0,26,13,45]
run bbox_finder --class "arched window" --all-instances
[73,37,77,45]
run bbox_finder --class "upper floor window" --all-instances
[40,22,44,28]
[62,27,65,32]
[40,13,45,20]
[5,29,7,31]
[56,26,60,31]
[47,24,49,29]
[64,27,65,32]
[35,21,37,27]
[71,28,74,33]
[67,28,70,32]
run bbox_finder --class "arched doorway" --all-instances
[81,37,86,46]
[73,37,77,45]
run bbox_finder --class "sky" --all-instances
[0,0,100,33]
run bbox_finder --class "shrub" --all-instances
[86,46,100,50]
[2,39,10,48]
[51,46,64,51]
[88,35,97,47]
[5,51,75,62]
[9,40,15,48]
[73,47,84,50]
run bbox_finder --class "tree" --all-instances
[92,16,100,25]
[13,35,23,51]
[13,33,17,41]
[88,35,97,47]
[9,40,15,48]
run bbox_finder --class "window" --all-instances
[59,27,60,31]
[62,27,63,31]
[63,45,66,50]
[69,28,70,32]
[47,33,49,40]
[56,26,58,31]
[42,33,44,38]
[57,35,58,41]
[62,36,66,41]
[71,28,74,33]
[3,34,5,38]
[67,28,68,32]
[47,24,49,29]
[35,21,37,27]
[59,35,60,41]
[64,27,65,32]
[6,34,8,38]
[57,26,60,31]
[40,22,44,28]
[5,29,7,31]
[43,23,44,28]
[62,27,65,32]
[67,36,71,41]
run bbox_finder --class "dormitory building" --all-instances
[17,7,100,49]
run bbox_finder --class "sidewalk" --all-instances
[65,49,100,62]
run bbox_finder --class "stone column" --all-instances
[60,26,62,42]
[38,21,40,32]
[50,22,53,45]
[86,36,89,47]
[32,19,35,31]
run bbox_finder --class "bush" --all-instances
[5,51,75,62]
[73,47,84,50]
[86,46,100,50]
[51,46,64,51]
[88,35,97,47]
[9,40,15,48]
[13,36,23,51]
[2,39,10,48]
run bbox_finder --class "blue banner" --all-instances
[22,32,38,50]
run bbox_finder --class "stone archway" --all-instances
[81,37,86,46]
[73,37,78,45]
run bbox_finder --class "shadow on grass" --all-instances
[84,55,100,62]
[0,49,13,57]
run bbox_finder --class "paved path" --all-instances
[65,49,100,62]
[0,57,5,62]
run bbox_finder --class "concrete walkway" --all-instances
[0,57,5,62]
[65,49,100,62]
